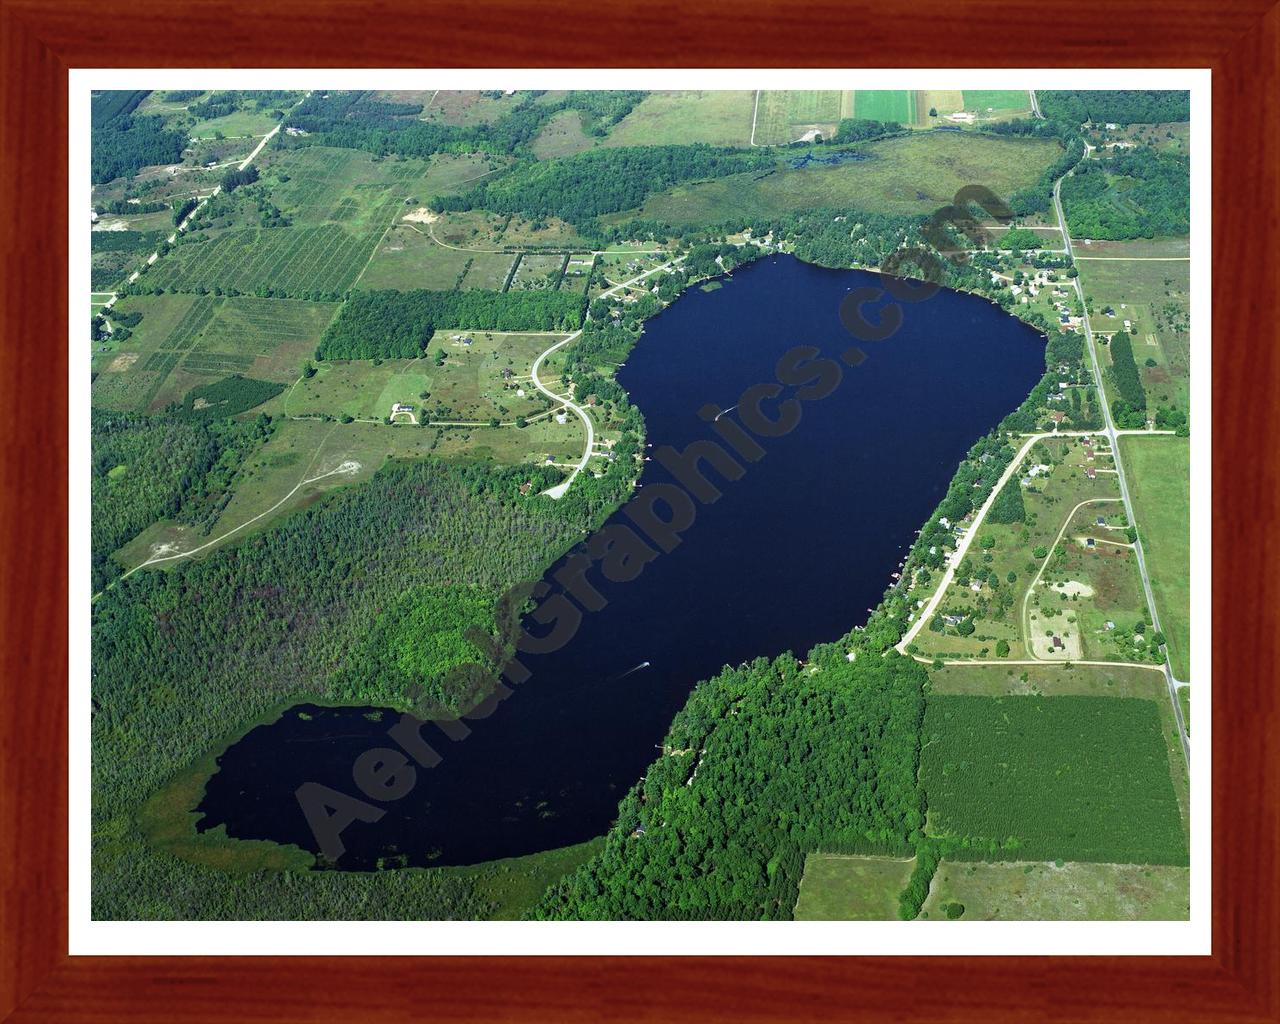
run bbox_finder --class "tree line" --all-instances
[435,144,775,230]
[317,288,585,359]
[1106,331,1148,428]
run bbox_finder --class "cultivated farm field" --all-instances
[1119,435,1191,680]
[920,694,1188,865]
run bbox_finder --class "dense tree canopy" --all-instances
[1061,146,1189,239]
[438,145,775,228]
[535,651,927,919]
[1039,90,1190,126]
[318,288,585,359]
[92,112,187,184]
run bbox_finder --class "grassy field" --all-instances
[921,860,1188,921]
[1119,435,1191,679]
[188,110,278,139]
[603,91,756,148]
[854,90,915,123]
[921,694,1188,864]
[929,661,1166,698]
[285,331,562,424]
[191,297,338,380]
[911,436,1133,663]
[963,90,1032,115]
[628,131,1062,224]
[753,91,844,144]
[1179,687,1190,735]
[92,294,337,415]
[915,90,964,125]
[793,854,915,920]
[531,109,596,159]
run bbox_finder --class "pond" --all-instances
[196,254,1046,869]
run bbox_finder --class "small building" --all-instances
[391,402,414,415]
[1086,537,1096,548]
[500,367,514,380]
[519,481,532,495]
[1084,467,1097,479]
[1096,516,1106,526]
[1104,620,1116,631]
[545,455,555,465]
[1052,636,1064,650]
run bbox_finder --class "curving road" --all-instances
[530,256,684,499]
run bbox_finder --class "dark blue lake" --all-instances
[196,254,1045,868]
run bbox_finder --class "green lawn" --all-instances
[1119,435,1191,679]
[921,694,1188,864]
[793,853,915,920]
[921,860,1188,921]
[854,90,915,122]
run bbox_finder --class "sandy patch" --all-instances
[403,208,439,224]
[92,220,130,232]
[1050,580,1095,598]
[106,352,139,372]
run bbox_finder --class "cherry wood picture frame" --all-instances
[2,1,1275,1019]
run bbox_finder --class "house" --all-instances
[518,481,532,495]
[545,455,556,465]
[1086,537,1097,548]
[1052,635,1065,650]
[1104,620,1116,630]
[1050,411,1066,425]
[391,402,414,415]
[500,367,514,380]
[1084,467,1097,479]
[1083,445,1095,460]
[555,412,568,425]
[943,614,964,627]
[1096,516,1106,526]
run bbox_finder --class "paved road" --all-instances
[1052,169,1191,762]
[530,257,685,499]
[896,429,1095,652]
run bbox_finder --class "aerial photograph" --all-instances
[88,86,1192,923]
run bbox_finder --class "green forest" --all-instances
[440,144,775,228]
[317,288,585,359]
[91,91,186,184]
[1061,146,1190,239]
[535,650,926,920]
[92,457,608,919]
[1106,331,1149,428]
[1039,90,1190,125]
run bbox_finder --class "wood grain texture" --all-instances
[1,0,1276,1020]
